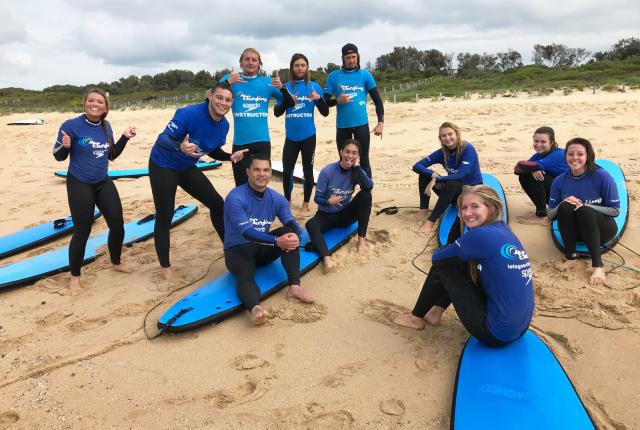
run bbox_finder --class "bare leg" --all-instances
[419,219,435,234]
[162,266,174,280]
[251,305,269,325]
[287,284,314,303]
[424,306,445,325]
[113,263,134,273]
[300,202,311,216]
[589,267,606,286]
[69,275,82,292]
[357,236,366,253]
[394,311,426,330]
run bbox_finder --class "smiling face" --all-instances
[460,193,491,229]
[247,158,272,192]
[208,87,233,119]
[532,132,552,155]
[439,127,458,150]
[339,143,359,169]
[84,92,108,122]
[240,49,261,76]
[565,143,588,175]
[292,58,308,80]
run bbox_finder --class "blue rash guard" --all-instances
[224,184,302,249]
[528,147,568,177]
[314,162,374,213]
[277,80,325,142]
[220,73,283,145]
[324,68,377,128]
[53,115,122,183]
[548,167,620,210]
[434,221,534,342]
[412,143,483,185]
[149,101,230,171]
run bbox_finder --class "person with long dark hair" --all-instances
[547,138,619,286]
[274,53,329,214]
[53,88,136,291]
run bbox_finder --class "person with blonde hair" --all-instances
[220,48,295,185]
[53,88,137,291]
[413,122,482,235]
[395,185,534,347]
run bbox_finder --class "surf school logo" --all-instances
[167,121,178,133]
[501,244,528,260]
[248,217,271,232]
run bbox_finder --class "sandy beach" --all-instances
[1,89,639,429]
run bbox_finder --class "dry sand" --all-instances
[1,89,639,429]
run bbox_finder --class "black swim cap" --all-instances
[342,43,358,56]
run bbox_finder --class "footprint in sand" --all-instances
[361,298,405,327]
[320,362,365,388]
[231,354,269,371]
[379,399,406,416]
[206,378,267,409]
[271,302,328,324]
[66,317,109,333]
[0,411,19,429]
[300,410,354,429]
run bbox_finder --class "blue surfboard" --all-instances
[54,161,222,179]
[452,330,595,429]
[437,173,509,246]
[0,210,100,260]
[0,205,197,290]
[551,159,628,256]
[158,223,358,332]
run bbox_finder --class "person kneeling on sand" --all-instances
[395,185,534,347]
[305,139,373,271]
[223,154,313,325]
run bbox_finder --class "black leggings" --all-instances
[66,173,124,276]
[232,141,271,186]
[305,190,372,258]
[417,175,464,223]
[412,258,510,347]
[282,135,316,202]
[555,202,617,267]
[224,227,301,311]
[518,173,554,214]
[336,124,371,178]
[149,159,225,268]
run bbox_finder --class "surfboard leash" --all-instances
[376,206,420,216]
[411,231,437,276]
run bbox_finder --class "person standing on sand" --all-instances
[547,137,619,286]
[274,53,329,215]
[395,185,534,347]
[53,88,137,291]
[148,82,247,280]
[220,48,295,186]
[323,43,384,178]
[223,154,313,325]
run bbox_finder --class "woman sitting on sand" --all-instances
[547,138,619,286]
[413,122,482,235]
[514,126,567,217]
[305,139,373,271]
[52,88,137,291]
[395,185,534,347]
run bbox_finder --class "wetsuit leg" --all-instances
[336,127,353,153]
[66,174,97,276]
[225,243,260,310]
[257,227,301,286]
[299,135,317,202]
[149,159,179,268]
[232,141,271,186]
[178,167,225,241]
[305,211,335,258]
[555,202,580,259]
[281,138,300,201]
[574,206,617,267]
[94,177,125,266]
[427,180,464,223]
[335,190,372,237]
[418,173,433,210]
[352,124,372,178]
[518,173,553,215]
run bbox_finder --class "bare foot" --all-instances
[251,305,269,325]
[394,312,426,330]
[357,236,366,253]
[69,276,83,292]
[425,306,445,325]
[287,284,314,303]
[113,263,134,273]
[556,259,577,272]
[162,266,174,280]
[322,256,336,273]
[589,267,606,286]
[419,208,428,216]
[300,202,311,216]
[418,220,435,235]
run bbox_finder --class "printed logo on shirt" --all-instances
[502,243,532,285]
[339,84,364,92]
[248,217,271,232]
[79,137,109,158]
[329,186,354,202]
[167,121,179,133]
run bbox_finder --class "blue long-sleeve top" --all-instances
[413,142,482,185]
[528,147,568,177]
[433,221,534,342]
[223,184,302,249]
[314,162,374,213]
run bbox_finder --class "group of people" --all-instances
[52,43,620,345]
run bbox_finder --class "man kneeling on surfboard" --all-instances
[223,154,314,325]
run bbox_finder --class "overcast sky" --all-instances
[1,0,638,90]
